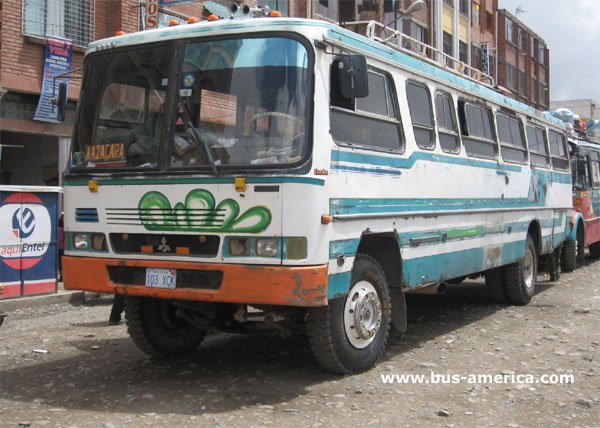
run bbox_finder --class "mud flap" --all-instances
[390,288,407,333]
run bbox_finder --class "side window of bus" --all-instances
[548,130,569,170]
[590,150,600,187]
[526,123,550,168]
[406,80,435,150]
[496,112,527,164]
[330,60,403,152]
[434,91,460,153]
[458,101,496,159]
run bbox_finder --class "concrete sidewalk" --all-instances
[0,283,90,311]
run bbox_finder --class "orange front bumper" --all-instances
[63,256,328,307]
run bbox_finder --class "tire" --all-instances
[125,297,206,357]
[485,267,506,303]
[576,230,586,264]
[590,242,600,259]
[307,254,391,374]
[504,235,537,306]
[561,239,577,272]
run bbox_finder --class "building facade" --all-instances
[496,8,549,111]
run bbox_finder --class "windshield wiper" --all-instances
[179,103,219,175]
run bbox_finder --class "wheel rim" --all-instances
[343,280,383,349]
[523,246,535,293]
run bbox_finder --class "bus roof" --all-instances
[88,17,564,130]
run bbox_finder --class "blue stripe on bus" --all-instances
[328,218,563,259]
[327,240,528,297]
[331,150,522,172]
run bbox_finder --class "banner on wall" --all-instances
[34,37,73,123]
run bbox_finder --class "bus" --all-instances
[561,136,600,270]
[60,15,572,374]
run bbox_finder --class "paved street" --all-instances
[1,260,599,427]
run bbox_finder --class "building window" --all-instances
[539,82,547,105]
[532,78,538,102]
[443,0,454,7]
[459,41,468,65]
[472,45,481,70]
[518,70,527,96]
[539,44,546,64]
[530,37,535,57]
[403,21,428,54]
[505,18,514,44]
[443,32,453,57]
[472,3,480,26]
[316,0,338,21]
[459,0,469,16]
[23,0,94,47]
[518,28,525,50]
[486,12,494,33]
[506,63,517,91]
[258,0,289,16]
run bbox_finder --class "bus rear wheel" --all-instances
[307,254,391,374]
[125,297,206,357]
[504,235,537,306]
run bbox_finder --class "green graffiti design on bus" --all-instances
[138,189,272,233]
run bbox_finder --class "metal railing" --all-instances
[342,20,495,87]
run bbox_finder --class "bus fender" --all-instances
[567,212,585,241]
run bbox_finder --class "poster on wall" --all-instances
[0,190,59,298]
[34,37,73,123]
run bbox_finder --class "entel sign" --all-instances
[0,193,51,270]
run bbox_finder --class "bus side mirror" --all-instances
[338,55,369,99]
[53,82,67,122]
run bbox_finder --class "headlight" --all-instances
[256,238,279,257]
[286,237,307,260]
[229,238,250,256]
[73,234,89,250]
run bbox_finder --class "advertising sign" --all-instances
[0,189,60,299]
[34,37,73,123]
[146,0,160,29]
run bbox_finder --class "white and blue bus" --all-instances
[61,15,572,373]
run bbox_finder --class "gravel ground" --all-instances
[0,260,599,428]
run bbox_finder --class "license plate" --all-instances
[145,268,177,289]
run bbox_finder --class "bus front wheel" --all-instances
[125,297,206,357]
[504,236,537,306]
[307,254,391,374]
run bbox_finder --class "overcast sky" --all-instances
[499,0,600,103]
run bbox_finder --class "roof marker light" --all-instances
[269,10,282,17]
[169,19,179,26]
[187,16,199,23]
[115,30,126,36]
[208,14,219,21]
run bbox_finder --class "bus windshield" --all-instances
[71,36,310,171]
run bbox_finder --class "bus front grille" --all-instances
[105,208,226,228]
[109,233,220,257]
